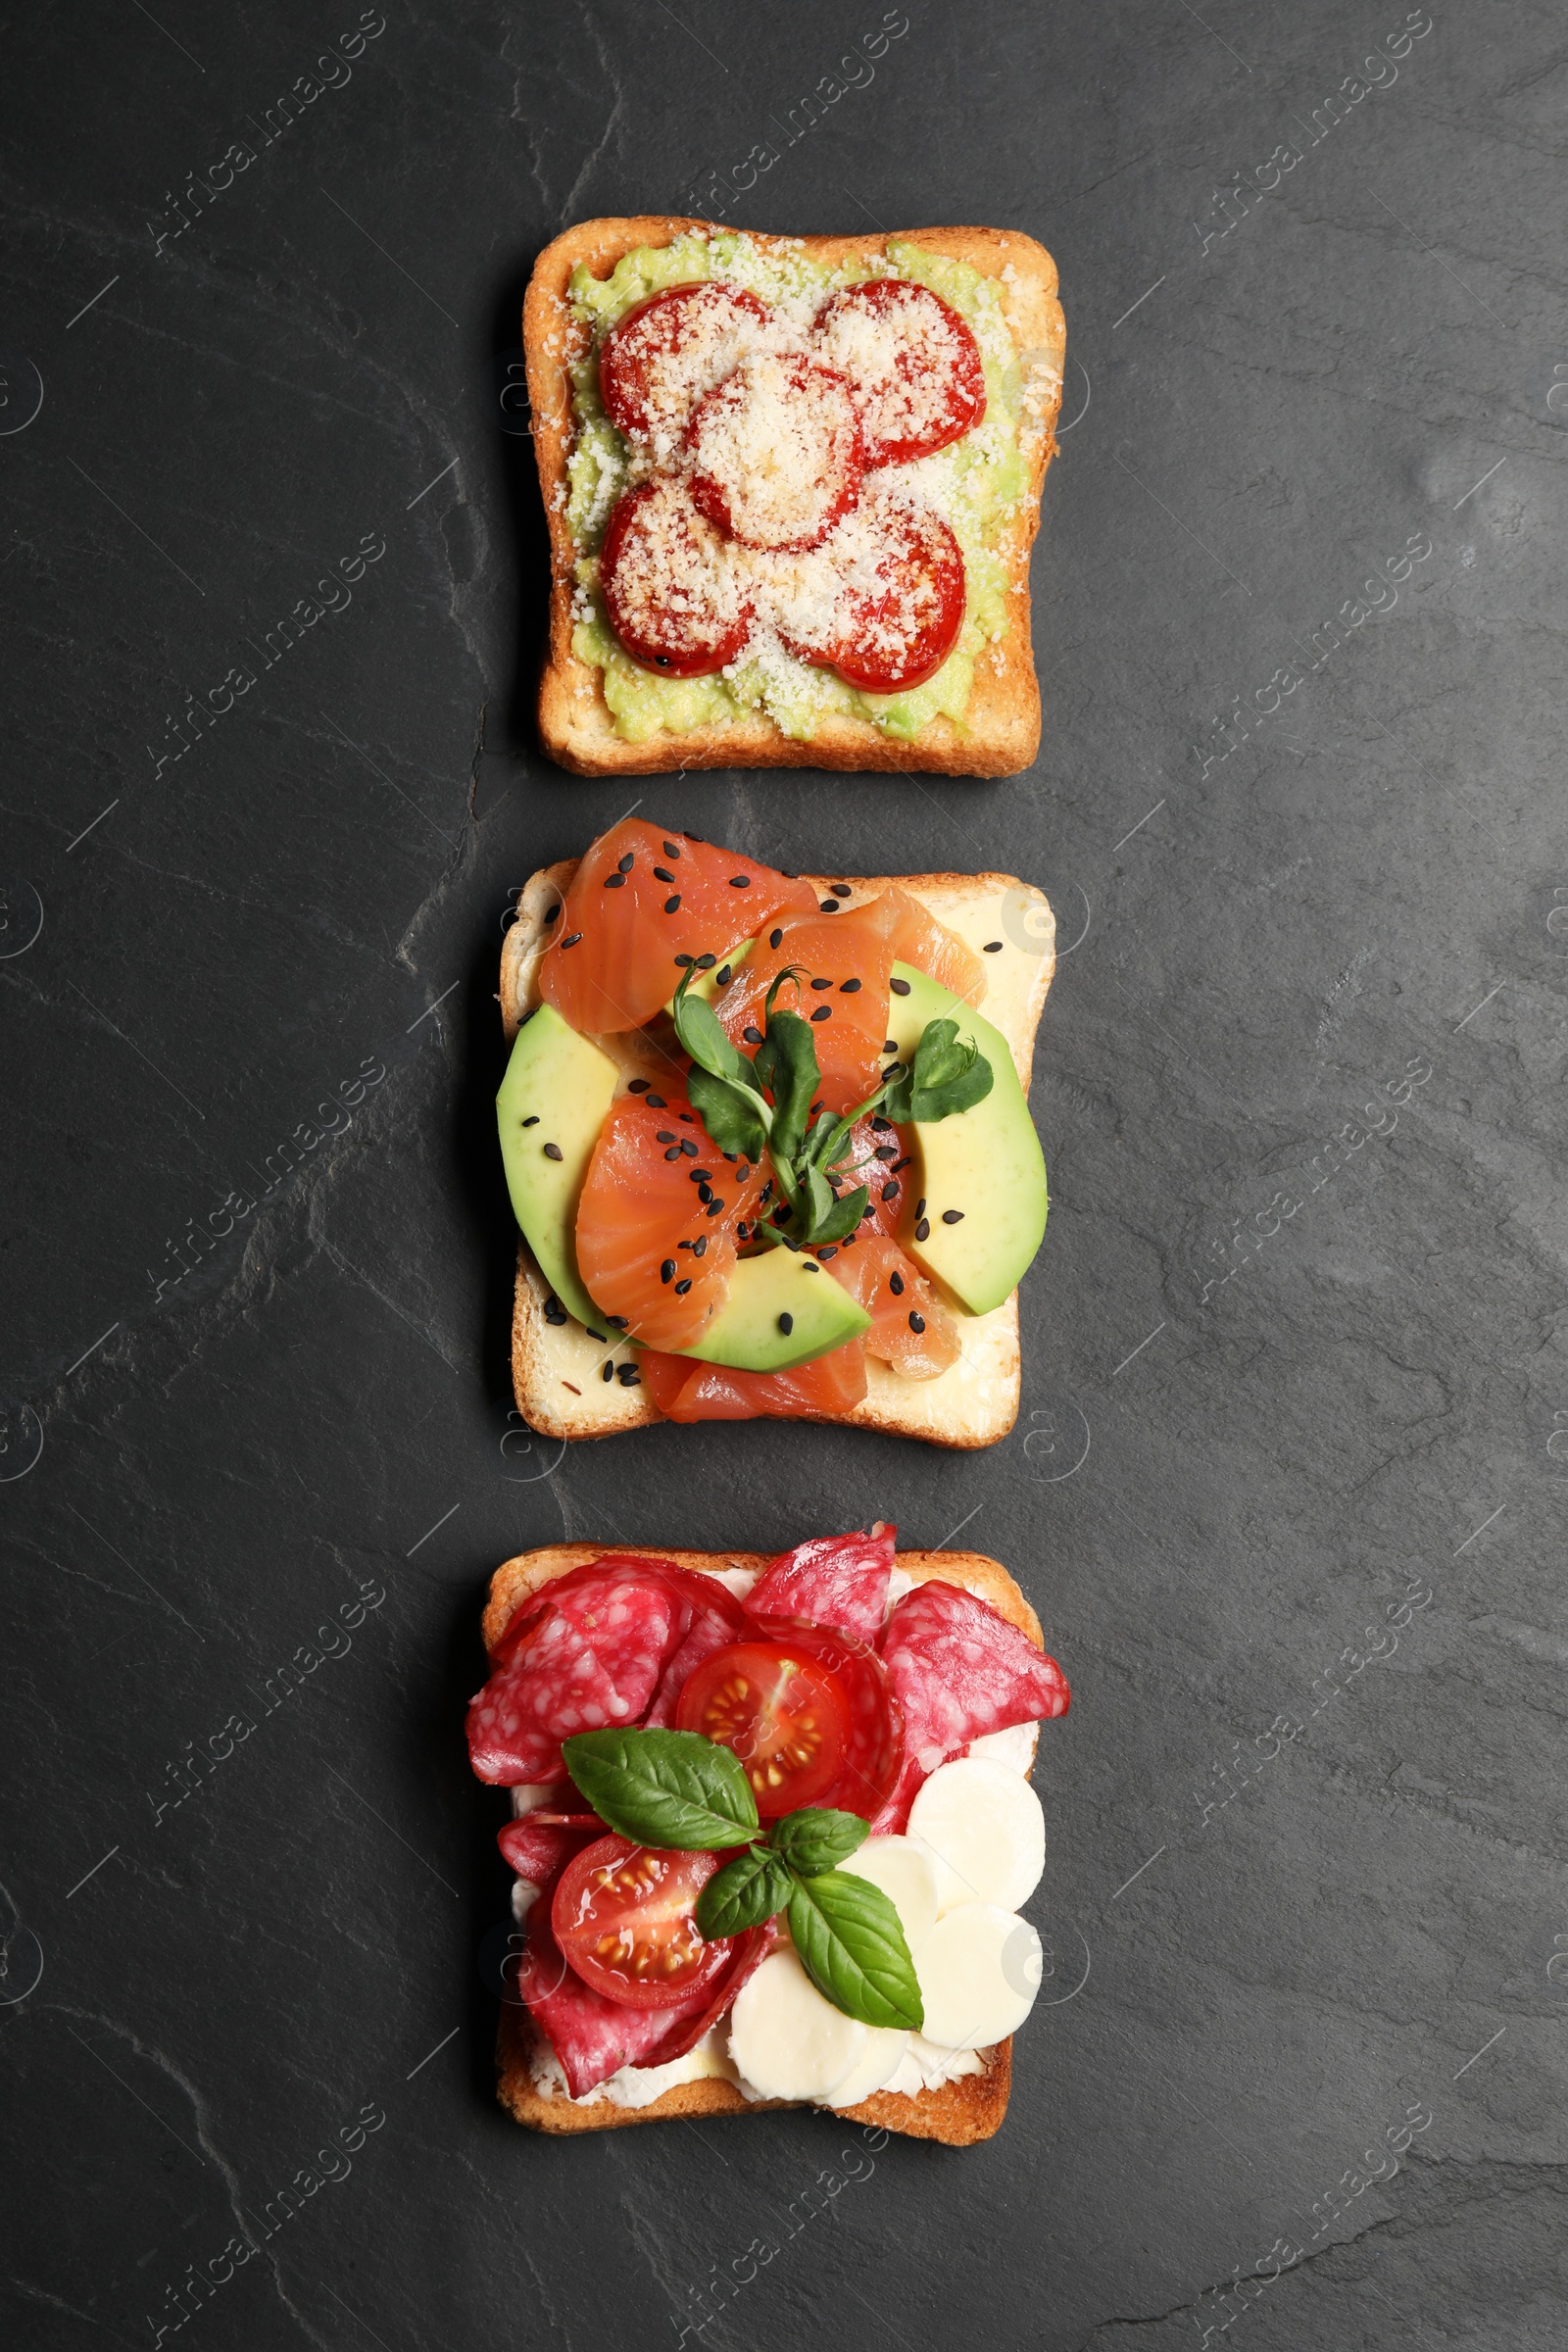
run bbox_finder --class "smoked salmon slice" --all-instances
[639,1342,869,1422]
[715,899,900,1116]
[574,1093,766,1351]
[819,1231,960,1379]
[538,819,815,1037]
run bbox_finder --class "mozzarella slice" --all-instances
[838,1836,940,1954]
[906,1756,1046,1915]
[828,2027,909,2108]
[916,1905,1042,2048]
[727,1948,866,2102]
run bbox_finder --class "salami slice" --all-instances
[520,1899,703,2097]
[466,1565,680,1785]
[643,1568,751,1727]
[496,1817,600,1892]
[875,1579,1069,1830]
[745,1525,896,1643]
[639,1919,779,2068]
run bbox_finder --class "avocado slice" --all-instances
[678,1247,869,1373]
[662,933,755,1014]
[883,961,1047,1314]
[496,1005,618,1328]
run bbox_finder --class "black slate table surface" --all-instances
[4,3,1564,2347]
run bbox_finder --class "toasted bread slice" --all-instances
[485,1544,1043,2144]
[523,218,1065,778]
[500,865,1054,1447]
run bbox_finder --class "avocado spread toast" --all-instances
[497,819,1054,1446]
[523,218,1065,776]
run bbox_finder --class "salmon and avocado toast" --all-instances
[497,818,1055,1446]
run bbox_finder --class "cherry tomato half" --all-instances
[552,1834,730,2009]
[600,480,755,676]
[747,1614,903,1823]
[599,281,773,446]
[675,1637,853,1817]
[812,278,986,466]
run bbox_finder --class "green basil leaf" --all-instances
[687,1065,768,1161]
[770,1807,869,1878]
[806,1184,868,1246]
[786,1872,924,2032]
[695,1846,793,1940]
[563,1728,760,1850]
[759,1008,819,1163]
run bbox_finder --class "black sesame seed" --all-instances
[697,1182,712,1202]
[778,1313,794,1335]
[697,954,716,970]
[916,1199,927,1216]
[628,1077,651,1094]
[883,1182,901,1204]
[521,1114,540,1129]
[735,1162,751,1182]
[810,1005,832,1022]
[890,977,911,997]
[915,1217,931,1241]
[908,1311,926,1334]
[693,1236,708,1257]
[729,875,751,888]
[680,1140,698,1157]
[870,1115,893,1132]
[678,1112,694,1123]
[891,1155,912,1174]
[646,1095,666,1108]
[654,866,675,884]
[543,1142,564,1161]
[816,1244,839,1261]
[545,904,561,922]
[736,1222,750,1240]
[607,1315,628,1329]
[831,884,851,897]
[801,1259,819,1274]
[601,1361,614,1383]
[664,895,681,914]
[604,872,626,889]
[942,1209,964,1224]
[874,1145,897,1161]
[663,841,681,858]
[890,1271,905,1296]
[561,932,583,950]
[657,1130,676,1144]
[810,1101,823,1116]
[883,1041,898,1054]
[661,1260,676,1283]
[586,1328,607,1343]
[743,1025,764,1044]
[617,1365,641,1386]
[715,965,731,986]
[840,977,862,993]
[983,940,1003,953]
[617,852,635,873]
[820,900,839,913]
[705,1198,724,1216]
[810,976,833,992]
[768,928,783,949]
[543,1297,567,1325]
[759,1181,774,1205]
[674,1277,693,1295]
[663,1147,681,1161]
[673,952,694,967]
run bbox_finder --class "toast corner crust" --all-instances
[485,1544,1037,2145]
[523,218,1063,779]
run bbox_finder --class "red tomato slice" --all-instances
[812,278,986,466]
[675,1637,853,1817]
[687,354,865,551]
[536,817,815,1037]
[599,281,773,447]
[745,1615,903,1822]
[552,1834,729,2009]
[782,498,965,695]
[600,481,754,676]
